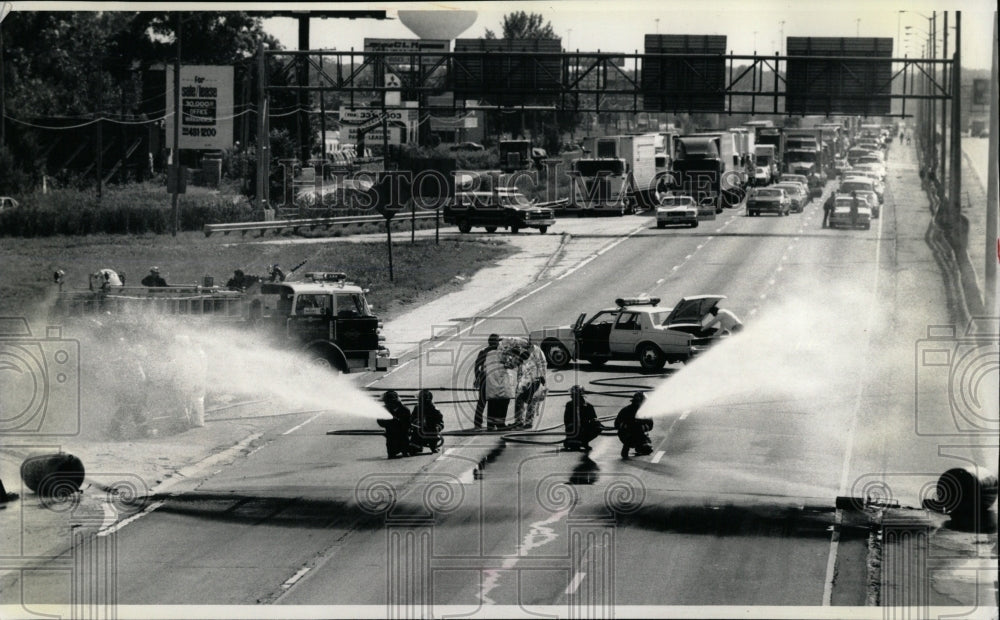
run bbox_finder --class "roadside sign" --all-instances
[385,74,402,107]
[165,65,234,150]
[364,38,449,67]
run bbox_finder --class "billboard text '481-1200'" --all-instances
[166,65,234,151]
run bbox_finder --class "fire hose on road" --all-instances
[326,373,666,445]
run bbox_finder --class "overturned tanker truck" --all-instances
[53,271,396,374]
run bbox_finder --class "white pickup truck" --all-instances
[529,295,727,371]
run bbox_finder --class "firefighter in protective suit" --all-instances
[377,391,414,459]
[410,389,444,453]
[563,386,602,451]
[614,392,654,459]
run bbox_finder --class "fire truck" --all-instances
[53,271,396,374]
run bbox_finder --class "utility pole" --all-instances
[949,11,962,244]
[930,12,936,178]
[171,12,182,236]
[940,12,948,198]
[297,15,310,164]
[985,10,998,313]
[319,53,327,168]
[0,25,5,149]
[96,54,103,203]
[255,41,268,212]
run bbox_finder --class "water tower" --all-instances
[397,10,477,40]
[397,11,478,145]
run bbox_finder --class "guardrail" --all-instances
[204,199,573,237]
[203,212,438,237]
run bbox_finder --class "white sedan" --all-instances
[656,195,699,228]
[829,196,872,230]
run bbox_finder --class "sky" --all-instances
[257,0,997,71]
[6,1,995,70]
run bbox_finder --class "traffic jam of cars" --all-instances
[644,120,891,229]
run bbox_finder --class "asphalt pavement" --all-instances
[3,142,996,616]
[62,187,882,609]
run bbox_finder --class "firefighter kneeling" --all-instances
[378,390,445,458]
[409,389,444,453]
[563,386,603,451]
[378,391,415,459]
[614,392,654,459]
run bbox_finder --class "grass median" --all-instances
[0,231,514,320]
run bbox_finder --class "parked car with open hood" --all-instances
[529,295,728,370]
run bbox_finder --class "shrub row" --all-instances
[0,184,257,237]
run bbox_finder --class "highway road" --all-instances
[9,144,996,613]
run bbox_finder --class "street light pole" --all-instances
[171,12,182,237]
[897,11,903,55]
[948,11,962,244]
[940,11,948,195]
[0,25,5,149]
[985,9,998,312]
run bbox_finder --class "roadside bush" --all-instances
[0,144,35,196]
[0,182,255,237]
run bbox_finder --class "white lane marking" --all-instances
[435,447,459,462]
[782,254,788,261]
[650,450,665,464]
[281,567,311,589]
[478,509,570,604]
[488,281,553,316]
[749,308,758,316]
[368,224,644,386]
[823,179,887,607]
[97,500,165,537]
[822,512,843,604]
[680,410,691,421]
[557,255,599,280]
[777,266,784,272]
[656,278,665,284]
[671,265,679,271]
[696,244,704,249]
[768,279,775,286]
[282,412,321,436]
[96,433,262,537]
[556,221,648,280]
[564,572,587,595]
[759,293,767,299]
[684,254,692,260]
[100,502,117,530]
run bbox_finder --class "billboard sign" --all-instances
[344,126,403,146]
[340,107,418,145]
[165,65,234,150]
[364,38,449,67]
[785,38,893,115]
